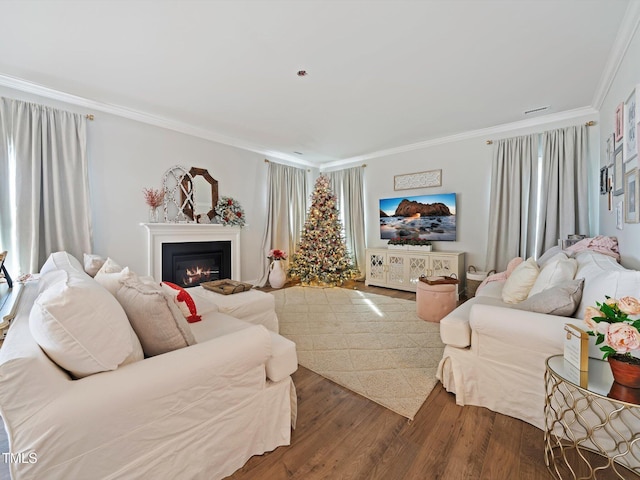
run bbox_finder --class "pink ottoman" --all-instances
[416,281,457,323]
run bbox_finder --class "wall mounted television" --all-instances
[379,193,456,241]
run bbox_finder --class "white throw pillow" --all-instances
[83,253,106,277]
[501,257,540,304]
[95,266,131,296]
[29,270,143,378]
[40,251,87,277]
[528,253,577,297]
[96,257,123,276]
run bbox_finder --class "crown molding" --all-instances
[591,1,640,109]
[320,106,598,170]
[0,73,598,171]
[0,73,313,167]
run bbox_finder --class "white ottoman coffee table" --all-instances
[188,287,279,332]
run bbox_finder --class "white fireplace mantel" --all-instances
[141,223,242,281]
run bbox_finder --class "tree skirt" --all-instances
[271,286,445,420]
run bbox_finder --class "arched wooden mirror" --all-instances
[181,167,219,221]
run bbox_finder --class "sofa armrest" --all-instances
[470,304,568,349]
[9,325,273,477]
[469,304,568,361]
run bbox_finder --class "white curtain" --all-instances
[0,98,92,275]
[485,134,538,272]
[258,161,308,286]
[536,125,589,255]
[327,166,366,279]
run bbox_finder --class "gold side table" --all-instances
[544,355,640,479]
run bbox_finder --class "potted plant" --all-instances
[406,238,433,251]
[143,187,164,223]
[585,296,640,388]
[387,237,432,251]
[267,249,288,289]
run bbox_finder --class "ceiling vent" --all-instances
[523,105,550,116]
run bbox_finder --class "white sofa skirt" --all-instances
[438,345,547,429]
[0,282,295,480]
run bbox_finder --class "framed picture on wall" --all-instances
[624,88,638,162]
[615,102,625,142]
[625,167,639,224]
[600,166,608,195]
[393,169,442,190]
[613,144,624,196]
[616,201,624,230]
[606,133,615,166]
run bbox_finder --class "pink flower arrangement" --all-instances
[143,187,164,208]
[585,296,640,358]
[268,249,288,261]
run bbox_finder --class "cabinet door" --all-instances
[407,254,429,287]
[367,251,386,284]
[386,253,407,288]
[430,255,456,277]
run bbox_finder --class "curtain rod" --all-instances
[485,120,596,145]
[85,114,94,121]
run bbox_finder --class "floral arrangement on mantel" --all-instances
[585,296,640,364]
[387,237,432,246]
[143,187,164,208]
[268,249,288,261]
[143,187,164,223]
[215,196,246,227]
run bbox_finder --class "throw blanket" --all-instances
[565,235,620,261]
[477,257,523,293]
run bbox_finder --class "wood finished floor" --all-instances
[230,282,554,480]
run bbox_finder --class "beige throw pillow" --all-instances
[501,257,540,304]
[116,276,197,357]
[513,278,584,317]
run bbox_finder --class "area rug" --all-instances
[271,286,445,420]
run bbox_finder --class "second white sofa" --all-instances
[437,248,640,429]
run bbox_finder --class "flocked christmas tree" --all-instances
[288,175,359,286]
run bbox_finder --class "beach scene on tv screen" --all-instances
[380,193,456,241]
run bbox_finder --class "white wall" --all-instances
[598,24,640,269]
[346,112,599,273]
[0,85,272,282]
[1,83,602,280]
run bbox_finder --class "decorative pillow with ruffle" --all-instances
[161,281,202,323]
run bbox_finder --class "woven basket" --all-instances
[466,266,495,297]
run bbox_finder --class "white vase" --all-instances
[269,260,287,289]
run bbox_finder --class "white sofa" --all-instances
[437,248,640,430]
[0,252,298,480]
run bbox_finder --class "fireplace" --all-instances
[142,223,242,283]
[162,241,231,287]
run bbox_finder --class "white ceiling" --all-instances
[0,1,635,166]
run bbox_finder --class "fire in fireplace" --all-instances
[162,241,231,288]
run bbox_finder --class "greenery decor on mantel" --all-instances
[214,196,246,227]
